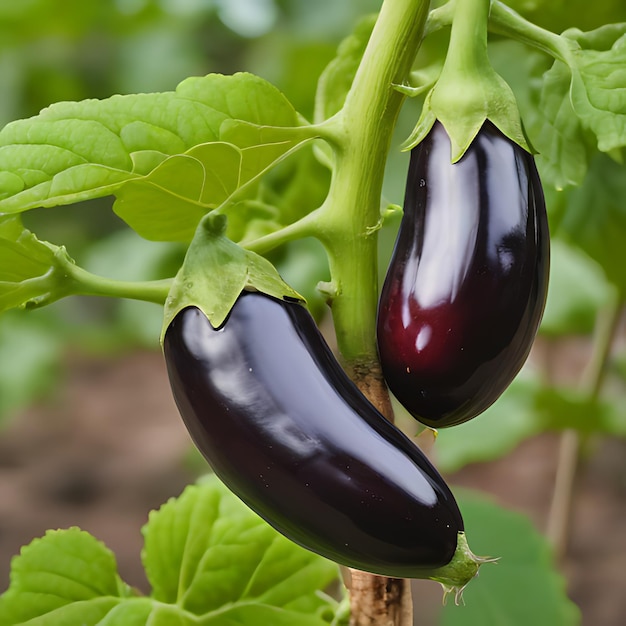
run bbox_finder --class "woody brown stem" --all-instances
[345,358,413,626]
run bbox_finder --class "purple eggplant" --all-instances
[163,290,464,576]
[377,121,549,428]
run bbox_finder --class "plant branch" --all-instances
[546,293,624,560]
[424,0,455,37]
[60,254,172,305]
[546,430,581,562]
[347,571,413,626]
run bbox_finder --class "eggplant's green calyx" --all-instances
[161,212,303,343]
[403,0,531,160]
[429,532,498,605]
[406,72,531,161]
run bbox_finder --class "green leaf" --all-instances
[440,492,580,625]
[0,215,56,280]
[0,73,299,214]
[503,0,626,33]
[257,141,332,227]
[539,237,613,336]
[141,475,343,624]
[529,24,626,188]
[92,600,155,626]
[565,24,626,154]
[528,59,589,189]
[435,376,543,473]
[221,199,282,244]
[0,215,74,313]
[552,152,626,291]
[113,137,312,242]
[0,527,137,625]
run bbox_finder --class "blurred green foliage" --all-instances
[0,0,387,256]
[0,0,383,422]
[0,0,387,128]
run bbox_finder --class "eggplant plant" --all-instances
[1,0,626,624]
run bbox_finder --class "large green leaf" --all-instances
[113,137,312,242]
[440,492,580,625]
[0,73,300,214]
[141,476,344,624]
[553,152,626,291]
[566,25,626,154]
[0,215,74,313]
[528,58,590,189]
[0,528,140,625]
[529,24,626,188]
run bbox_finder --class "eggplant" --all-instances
[377,121,549,428]
[163,290,464,577]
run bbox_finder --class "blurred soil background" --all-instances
[0,336,624,625]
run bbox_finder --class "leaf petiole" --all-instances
[243,210,322,256]
[33,246,172,307]
[488,1,574,65]
[65,265,172,305]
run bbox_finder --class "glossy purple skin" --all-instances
[377,122,549,428]
[163,291,463,576]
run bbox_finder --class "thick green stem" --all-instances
[312,3,430,623]
[317,0,429,365]
[424,1,455,37]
